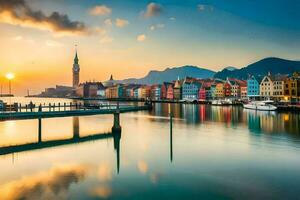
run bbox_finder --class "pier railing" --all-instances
[0,102,151,121]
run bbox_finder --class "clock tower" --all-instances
[72,49,80,88]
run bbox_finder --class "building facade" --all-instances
[72,51,80,88]
[247,76,260,99]
[182,78,201,101]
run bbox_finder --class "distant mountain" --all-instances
[224,66,238,71]
[214,57,300,80]
[121,65,216,84]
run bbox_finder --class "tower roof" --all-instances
[74,49,79,64]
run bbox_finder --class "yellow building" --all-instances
[215,83,224,98]
[260,73,274,99]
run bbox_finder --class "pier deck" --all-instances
[0,105,150,121]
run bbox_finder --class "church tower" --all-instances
[73,48,80,88]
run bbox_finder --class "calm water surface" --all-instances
[0,97,300,199]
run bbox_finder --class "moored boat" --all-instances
[243,100,277,111]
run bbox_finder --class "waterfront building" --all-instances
[133,87,139,99]
[215,83,224,99]
[210,84,217,99]
[173,79,182,100]
[260,72,274,99]
[161,82,173,99]
[76,82,105,98]
[273,75,287,101]
[284,72,300,102]
[166,83,175,100]
[247,76,260,99]
[72,50,80,88]
[240,81,248,100]
[199,87,206,100]
[138,86,151,99]
[123,84,140,98]
[224,79,232,98]
[103,75,117,87]
[150,85,162,100]
[182,77,201,101]
[105,84,123,99]
[40,85,73,97]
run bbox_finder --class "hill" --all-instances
[214,57,300,80]
[121,65,216,84]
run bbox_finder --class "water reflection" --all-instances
[0,164,88,200]
[151,103,300,135]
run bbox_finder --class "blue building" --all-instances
[182,77,201,101]
[247,76,260,99]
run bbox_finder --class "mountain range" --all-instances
[121,66,215,84]
[117,57,300,84]
[214,57,300,80]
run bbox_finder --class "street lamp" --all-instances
[5,73,15,111]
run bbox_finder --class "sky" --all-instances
[0,0,299,95]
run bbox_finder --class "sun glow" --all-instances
[5,73,15,80]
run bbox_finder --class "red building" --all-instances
[161,82,173,99]
[199,87,206,100]
[166,83,174,100]
[224,81,232,97]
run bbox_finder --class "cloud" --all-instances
[100,35,113,44]
[104,18,113,26]
[137,34,146,42]
[144,2,163,18]
[0,0,87,36]
[0,164,88,200]
[169,17,176,21]
[89,5,111,16]
[115,18,129,28]
[197,4,214,12]
[94,27,107,35]
[149,23,165,31]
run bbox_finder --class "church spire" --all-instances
[74,45,79,64]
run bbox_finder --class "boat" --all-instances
[211,100,222,105]
[211,99,232,106]
[243,100,277,111]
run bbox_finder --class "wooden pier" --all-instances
[0,102,152,134]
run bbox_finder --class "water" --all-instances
[0,97,300,199]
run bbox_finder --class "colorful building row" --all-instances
[76,72,300,102]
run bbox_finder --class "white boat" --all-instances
[211,100,222,105]
[212,99,232,106]
[243,100,277,111]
